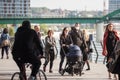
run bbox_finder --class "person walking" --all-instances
[83,29,91,70]
[109,39,120,80]
[43,30,56,73]
[59,27,72,73]
[102,23,119,79]
[12,20,43,80]
[69,23,88,75]
[69,23,88,62]
[0,28,10,59]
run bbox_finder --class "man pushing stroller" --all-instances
[69,23,88,62]
[59,23,88,76]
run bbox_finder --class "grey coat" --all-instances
[45,36,56,55]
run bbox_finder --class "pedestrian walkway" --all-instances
[0,53,117,80]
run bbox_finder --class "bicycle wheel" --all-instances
[11,72,21,80]
[36,69,47,80]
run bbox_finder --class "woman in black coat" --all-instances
[59,27,72,73]
[102,23,119,79]
[115,56,120,80]
[82,29,91,70]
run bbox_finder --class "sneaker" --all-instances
[28,76,36,80]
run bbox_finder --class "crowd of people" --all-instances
[0,20,120,80]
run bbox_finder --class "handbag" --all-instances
[1,40,10,47]
[107,51,119,73]
[89,48,93,53]
[107,40,120,73]
[107,59,117,73]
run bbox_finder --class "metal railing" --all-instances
[100,41,106,64]
[92,41,99,63]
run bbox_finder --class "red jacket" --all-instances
[102,30,119,56]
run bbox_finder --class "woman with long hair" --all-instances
[59,27,72,73]
[82,29,91,71]
[102,23,119,79]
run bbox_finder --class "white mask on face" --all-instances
[75,27,80,30]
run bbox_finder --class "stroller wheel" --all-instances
[79,62,84,76]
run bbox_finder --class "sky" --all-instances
[31,0,108,11]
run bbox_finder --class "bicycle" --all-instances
[11,57,47,80]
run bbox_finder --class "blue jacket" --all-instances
[0,33,10,44]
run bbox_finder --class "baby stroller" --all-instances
[60,45,84,76]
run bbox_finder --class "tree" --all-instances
[0,24,7,28]
[40,24,48,35]
[8,27,14,36]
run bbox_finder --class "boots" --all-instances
[49,61,53,73]
[86,61,90,71]
[49,69,53,73]
[43,66,46,72]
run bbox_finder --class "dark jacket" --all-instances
[112,56,120,74]
[110,40,120,74]
[12,27,43,58]
[59,35,72,54]
[102,30,119,56]
[70,28,87,51]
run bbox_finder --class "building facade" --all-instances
[109,0,120,13]
[0,0,31,17]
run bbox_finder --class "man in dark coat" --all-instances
[70,23,88,61]
[12,20,43,80]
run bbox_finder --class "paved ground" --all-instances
[0,53,118,80]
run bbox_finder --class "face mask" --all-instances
[75,27,80,30]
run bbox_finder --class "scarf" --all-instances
[102,30,119,56]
